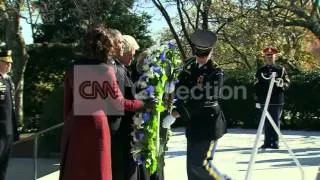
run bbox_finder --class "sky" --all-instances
[20,0,177,44]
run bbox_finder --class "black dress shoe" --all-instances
[270,144,279,149]
[259,144,271,149]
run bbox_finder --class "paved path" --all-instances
[164,128,320,180]
[6,128,320,180]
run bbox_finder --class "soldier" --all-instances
[254,47,290,149]
[0,47,19,180]
[162,29,228,180]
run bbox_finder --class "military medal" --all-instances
[197,75,204,87]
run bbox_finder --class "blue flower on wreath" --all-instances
[172,98,177,104]
[139,75,147,82]
[152,65,162,75]
[159,51,166,61]
[145,85,154,95]
[142,112,151,123]
[168,40,175,49]
[136,155,145,164]
[135,130,145,141]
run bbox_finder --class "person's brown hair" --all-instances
[83,26,113,62]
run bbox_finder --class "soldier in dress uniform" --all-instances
[162,29,228,180]
[254,47,290,149]
[0,47,19,180]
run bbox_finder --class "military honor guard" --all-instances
[162,29,228,180]
[254,47,290,149]
[0,47,19,180]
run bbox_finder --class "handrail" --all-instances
[13,122,64,145]
[13,122,64,180]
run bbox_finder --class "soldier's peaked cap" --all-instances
[262,47,279,54]
[190,29,217,50]
[0,47,12,63]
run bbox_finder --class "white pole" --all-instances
[245,72,277,180]
[33,135,38,180]
[265,112,305,180]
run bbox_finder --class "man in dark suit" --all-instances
[0,47,19,180]
[254,47,290,149]
[162,29,228,180]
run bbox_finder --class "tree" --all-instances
[150,0,319,70]
[151,0,218,59]
[32,0,153,48]
[211,0,320,70]
[212,0,314,70]
[0,0,29,126]
[256,0,320,37]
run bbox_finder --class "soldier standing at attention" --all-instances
[254,47,290,149]
[162,29,228,180]
[0,47,19,180]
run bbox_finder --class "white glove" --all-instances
[255,103,261,109]
[275,78,284,88]
[162,115,176,128]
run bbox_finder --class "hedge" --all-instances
[221,69,320,130]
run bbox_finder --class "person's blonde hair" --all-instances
[123,35,140,55]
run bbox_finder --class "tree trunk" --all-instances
[201,0,211,30]
[5,5,29,127]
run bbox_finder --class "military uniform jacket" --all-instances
[254,64,290,105]
[0,74,19,141]
[174,57,227,141]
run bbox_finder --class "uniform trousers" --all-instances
[0,135,13,180]
[187,140,220,180]
[261,104,283,147]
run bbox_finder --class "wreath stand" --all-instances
[245,72,304,180]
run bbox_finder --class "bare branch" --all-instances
[272,1,310,19]
[201,0,211,30]
[221,31,252,70]
[176,0,192,46]
[152,0,186,59]
[193,0,201,29]
[180,0,195,30]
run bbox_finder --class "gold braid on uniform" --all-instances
[202,140,221,180]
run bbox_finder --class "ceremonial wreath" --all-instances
[131,40,182,174]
